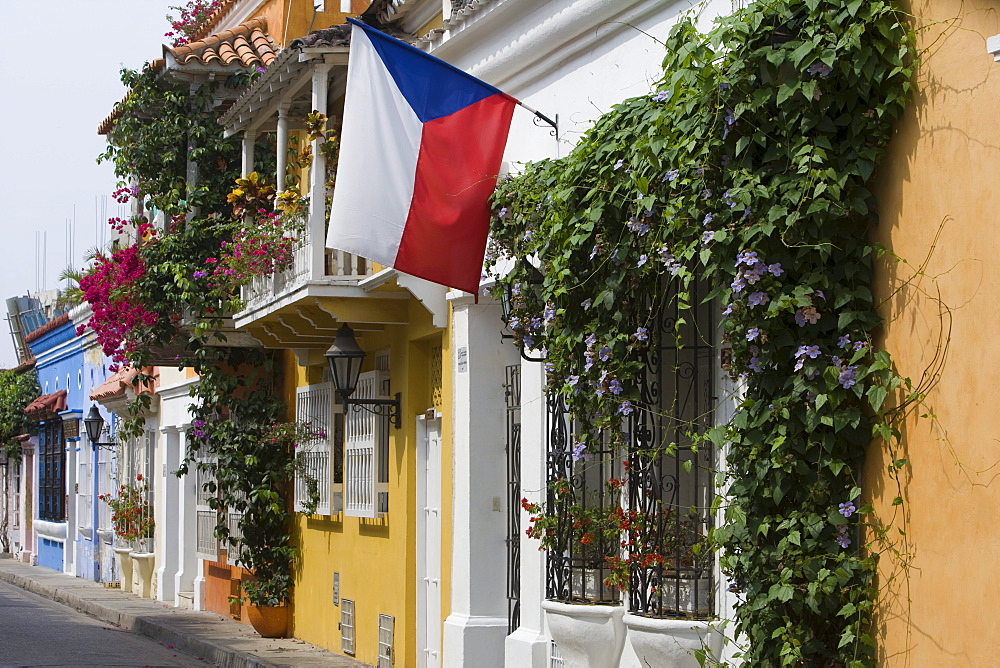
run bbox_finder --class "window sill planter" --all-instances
[622,614,723,667]
[542,599,626,668]
[247,605,289,638]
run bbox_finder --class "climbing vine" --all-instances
[489,1,915,665]
[84,59,316,607]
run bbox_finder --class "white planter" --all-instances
[113,547,134,593]
[542,600,626,668]
[623,614,724,668]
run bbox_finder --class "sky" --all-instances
[0,1,173,367]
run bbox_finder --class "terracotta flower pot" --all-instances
[247,605,289,638]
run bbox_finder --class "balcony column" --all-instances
[309,63,333,280]
[275,101,291,198]
[242,130,258,177]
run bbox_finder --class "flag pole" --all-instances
[505,95,558,140]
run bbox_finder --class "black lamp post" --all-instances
[325,324,402,429]
[84,404,117,450]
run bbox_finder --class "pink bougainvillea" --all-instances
[77,244,158,369]
[165,0,224,47]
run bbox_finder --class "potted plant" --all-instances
[524,479,627,668]
[190,408,324,638]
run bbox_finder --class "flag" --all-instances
[326,18,516,294]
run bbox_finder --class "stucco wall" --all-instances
[866,2,1000,665]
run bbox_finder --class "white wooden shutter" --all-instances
[378,613,395,667]
[345,371,379,517]
[295,382,333,514]
[341,598,356,655]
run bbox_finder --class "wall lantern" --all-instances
[83,404,118,450]
[499,262,545,363]
[325,324,402,429]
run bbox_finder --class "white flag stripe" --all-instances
[326,25,423,265]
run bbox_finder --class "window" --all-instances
[543,279,717,618]
[38,420,65,522]
[294,382,343,514]
[377,613,395,667]
[344,367,390,518]
[341,599,356,655]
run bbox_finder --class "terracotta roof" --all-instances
[170,17,276,69]
[23,312,70,344]
[99,18,276,136]
[90,367,158,402]
[24,390,67,419]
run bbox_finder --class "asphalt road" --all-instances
[0,578,207,667]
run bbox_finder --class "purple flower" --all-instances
[816,290,826,300]
[807,61,833,78]
[256,66,267,73]
[614,159,624,170]
[748,357,762,373]
[193,419,205,428]
[836,525,851,549]
[723,190,737,208]
[838,335,851,348]
[853,340,866,351]
[768,263,784,277]
[617,400,634,416]
[721,154,731,167]
[637,254,648,267]
[567,375,580,387]
[651,90,669,102]
[627,218,650,235]
[748,291,770,307]
[634,327,648,341]
[511,282,522,296]
[193,270,208,279]
[523,335,535,348]
[585,333,597,347]
[545,362,555,374]
[795,306,821,327]
[701,189,713,199]
[736,250,759,267]
[590,246,599,260]
[746,328,761,341]
[731,276,746,293]
[703,212,714,226]
[839,365,859,389]
[599,346,612,362]
[702,231,714,245]
[838,501,856,518]
[609,379,623,395]
[543,303,556,325]
[498,207,508,218]
[664,169,680,182]
[722,303,734,316]
[581,298,593,310]
[572,442,589,461]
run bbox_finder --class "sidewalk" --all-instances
[0,560,370,668]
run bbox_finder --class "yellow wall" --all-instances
[289,296,448,666]
[248,0,355,47]
[866,2,1000,665]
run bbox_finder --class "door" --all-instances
[417,416,442,668]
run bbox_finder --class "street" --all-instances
[0,578,205,667]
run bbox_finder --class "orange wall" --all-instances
[867,2,1000,665]
[250,0,357,47]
